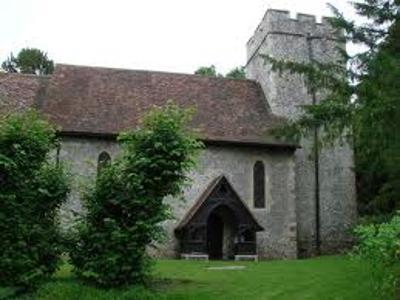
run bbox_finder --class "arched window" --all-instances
[253,161,265,208]
[98,151,111,173]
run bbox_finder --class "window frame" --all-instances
[253,160,266,209]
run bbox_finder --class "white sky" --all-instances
[2,0,357,74]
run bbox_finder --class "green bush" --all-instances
[70,102,202,287]
[353,213,400,298]
[0,110,69,290]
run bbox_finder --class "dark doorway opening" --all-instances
[207,205,237,260]
[207,212,224,259]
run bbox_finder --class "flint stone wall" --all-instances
[58,136,297,259]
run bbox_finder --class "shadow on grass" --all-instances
[149,277,198,292]
[0,274,199,300]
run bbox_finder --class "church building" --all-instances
[0,9,357,259]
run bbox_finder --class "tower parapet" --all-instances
[247,10,337,64]
[246,9,341,118]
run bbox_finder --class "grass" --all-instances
[1,256,377,300]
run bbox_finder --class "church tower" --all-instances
[246,10,357,256]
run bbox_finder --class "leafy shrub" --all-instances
[70,102,202,287]
[353,213,400,298]
[0,110,69,290]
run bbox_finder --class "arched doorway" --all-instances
[207,205,237,260]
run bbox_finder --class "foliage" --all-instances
[1,256,378,300]
[69,102,203,288]
[194,65,245,79]
[352,213,400,298]
[263,0,400,215]
[194,65,222,77]
[225,66,246,79]
[1,48,54,75]
[0,110,69,290]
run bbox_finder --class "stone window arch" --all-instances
[98,151,111,173]
[253,161,265,208]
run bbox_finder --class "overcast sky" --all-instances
[2,0,357,74]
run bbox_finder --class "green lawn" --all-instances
[2,256,377,300]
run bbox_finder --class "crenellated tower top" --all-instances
[247,10,339,65]
[245,9,342,118]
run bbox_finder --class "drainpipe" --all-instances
[306,33,321,255]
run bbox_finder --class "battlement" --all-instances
[247,9,337,60]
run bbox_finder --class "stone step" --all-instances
[180,253,209,261]
[234,254,258,262]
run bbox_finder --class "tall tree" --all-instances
[2,48,54,75]
[265,0,400,215]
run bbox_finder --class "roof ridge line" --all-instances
[55,63,257,84]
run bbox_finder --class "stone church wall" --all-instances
[57,136,120,228]
[58,136,297,259]
[246,10,357,256]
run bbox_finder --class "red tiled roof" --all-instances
[0,64,296,147]
[0,72,49,115]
